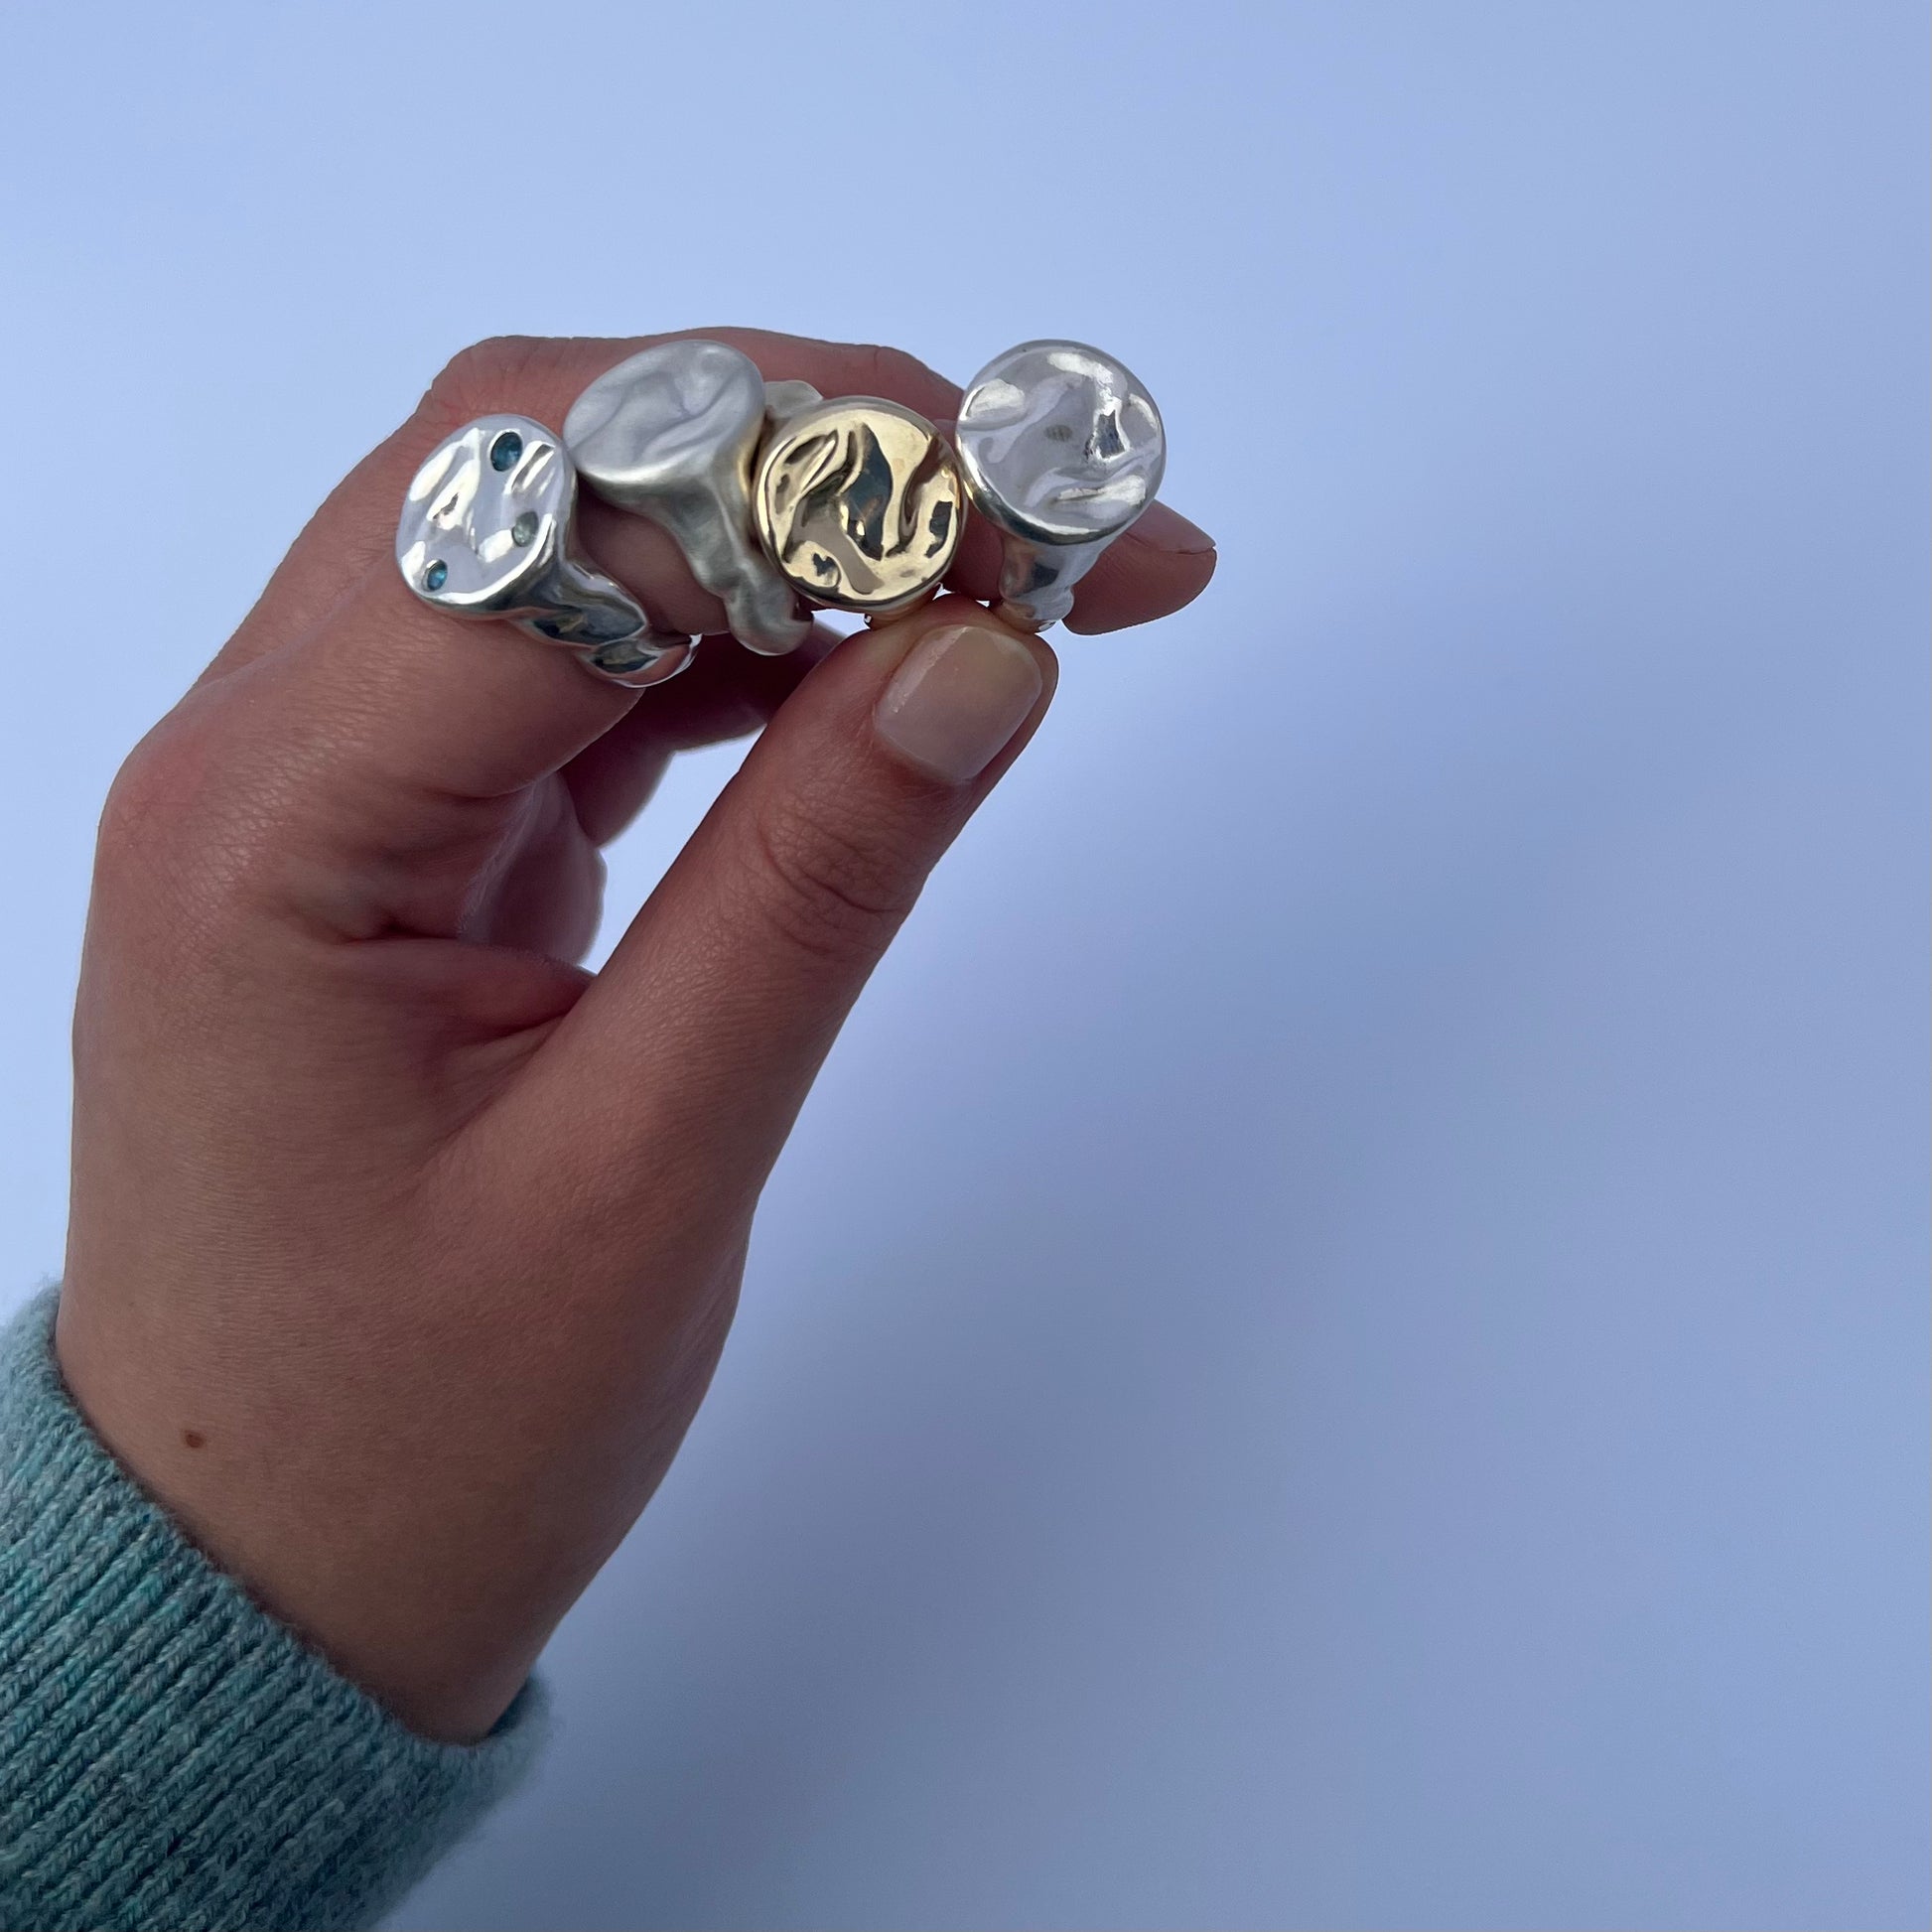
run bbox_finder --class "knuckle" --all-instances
[98,716,206,863]
[92,716,226,935]
[420,335,553,424]
[744,795,921,966]
[93,695,273,933]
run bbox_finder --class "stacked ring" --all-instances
[398,337,1168,681]
[395,415,694,687]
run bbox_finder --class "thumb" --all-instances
[484,597,1054,1218]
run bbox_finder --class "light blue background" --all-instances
[2,4,1925,1926]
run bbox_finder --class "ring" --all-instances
[396,414,695,687]
[956,341,1166,630]
[565,342,815,658]
[752,397,964,620]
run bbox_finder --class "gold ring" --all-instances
[753,397,964,619]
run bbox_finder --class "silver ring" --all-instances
[956,341,1167,630]
[565,342,815,658]
[396,413,695,688]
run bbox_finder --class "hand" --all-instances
[54,332,1216,1741]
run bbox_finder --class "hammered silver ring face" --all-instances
[566,342,766,497]
[956,342,1166,547]
[395,411,697,685]
[397,415,572,615]
[565,341,813,656]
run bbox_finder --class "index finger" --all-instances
[210,329,1214,679]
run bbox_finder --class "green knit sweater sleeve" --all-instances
[0,1288,545,1932]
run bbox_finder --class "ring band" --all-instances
[396,413,694,687]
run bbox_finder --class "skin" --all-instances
[53,331,1216,1744]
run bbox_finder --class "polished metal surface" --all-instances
[753,397,964,617]
[565,342,811,657]
[762,377,823,435]
[955,340,1167,629]
[397,414,693,686]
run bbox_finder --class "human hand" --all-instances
[54,332,1215,1741]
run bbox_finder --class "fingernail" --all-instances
[1132,500,1217,554]
[874,623,1045,785]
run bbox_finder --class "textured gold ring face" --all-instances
[753,399,964,616]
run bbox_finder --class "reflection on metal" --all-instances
[565,342,813,657]
[396,414,693,687]
[753,398,964,618]
[956,341,1166,630]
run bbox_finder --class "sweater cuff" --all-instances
[0,1287,545,1932]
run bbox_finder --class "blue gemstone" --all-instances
[424,560,448,592]
[511,511,538,546]
[489,431,523,472]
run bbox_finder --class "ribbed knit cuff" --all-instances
[0,1288,545,1932]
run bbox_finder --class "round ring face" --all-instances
[396,415,570,611]
[754,399,963,615]
[956,341,1166,547]
[565,340,766,496]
